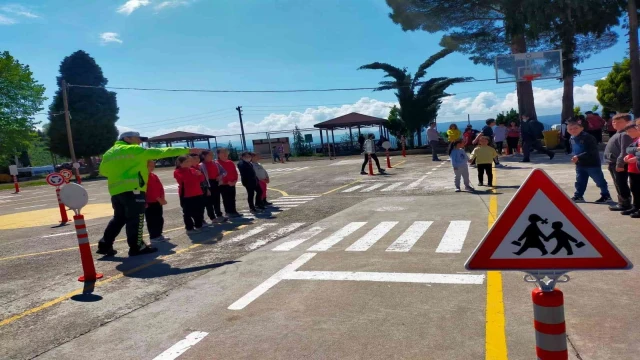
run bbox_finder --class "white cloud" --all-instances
[154,0,191,11]
[0,14,16,25]
[0,4,39,24]
[100,32,123,44]
[117,0,150,15]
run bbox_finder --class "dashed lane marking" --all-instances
[152,332,209,360]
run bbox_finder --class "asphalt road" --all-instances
[0,153,638,359]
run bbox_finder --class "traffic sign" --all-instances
[60,169,73,183]
[465,169,633,271]
[381,141,391,150]
[8,165,18,176]
[46,173,65,187]
[60,183,89,211]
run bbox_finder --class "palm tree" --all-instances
[359,48,469,146]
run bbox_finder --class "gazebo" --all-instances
[313,112,389,155]
[146,131,218,149]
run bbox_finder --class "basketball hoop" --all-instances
[522,73,541,82]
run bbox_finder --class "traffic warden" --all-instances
[97,131,194,256]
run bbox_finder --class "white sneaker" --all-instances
[150,235,169,242]
[455,188,461,193]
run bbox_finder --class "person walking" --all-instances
[520,114,555,163]
[360,134,386,175]
[566,120,611,203]
[506,121,520,155]
[469,136,497,187]
[449,140,474,192]
[97,131,193,257]
[427,122,441,161]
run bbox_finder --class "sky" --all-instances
[2,0,630,142]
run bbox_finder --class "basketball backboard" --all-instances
[495,50,563,83]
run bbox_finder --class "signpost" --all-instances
[382,141,392,169]
[72,162,82,184]
[60,169,73,184]
[9,165,19,193]
[46,173,68,224]
[60,183,102,282]
[465,169,633,360]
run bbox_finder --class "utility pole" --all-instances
[62,80,81,183]
[236,106,247,151]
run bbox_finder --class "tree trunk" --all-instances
[561,3,575,122]
[511,34,538,119]
[416,127,422,146]
[561,73,574,121]
[83,156,97,177]
[628,0,640,116]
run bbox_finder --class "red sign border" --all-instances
[46,173,64,187]
[465,169,633,271]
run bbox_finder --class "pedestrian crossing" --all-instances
[266,166,309,173]
[340,179,452,193]
[227,220,472,253]
[269,195,320,211]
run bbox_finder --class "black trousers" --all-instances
[608,163,631,206]
[180,196,204,230]
[477,164,493,185]
[588,130,603,143]
[506,137,519,154]
[495,141,504,155]
[204,180,223,219]
[103,191,146,250]
[629,173,640,208]
[522,139,552,161]
[220,184,237,214]
[244,182,264,210]
[145,202,164,239]
[361,153,381,172]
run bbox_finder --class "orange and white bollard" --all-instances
[532,288,567,360]
[73,215,103,282]
[368,154,374,176]
[13,175,19,193]
[75,169,82,184]
[386,150,392,169]
[56,188,69,224]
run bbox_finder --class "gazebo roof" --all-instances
[313,112,387,129]
[147,131,216,143]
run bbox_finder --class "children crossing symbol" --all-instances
[466,168,633,271]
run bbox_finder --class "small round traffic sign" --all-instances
[60,169,73,183]
[72,162,80,169]
[60,183,89,210]
[382,141,391,150]
[46,173,65,187]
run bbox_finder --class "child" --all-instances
[566,120,611,203]
[604,113,634,211]
[216,148,242,218]
[446,124,461,143]
[493,122,507,155]
[251,153,272,207]
[200,150,227,223]
[449,140,474,192]
[462,126,475,153]
[469,136,497,187]
[174,155,206,233]
[145,160,169,242]
[480,118,504,168]
[237,152,264,213]
[624,123,640,217]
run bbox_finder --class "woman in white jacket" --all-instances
[360,134,386,175]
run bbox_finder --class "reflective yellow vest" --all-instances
[99,141,189,196]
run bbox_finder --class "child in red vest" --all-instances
[145,160,169,242]
[174,155,206,233]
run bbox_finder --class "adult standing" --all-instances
[520,114,555,163]
[426,122,441,161]
[360,134,386,174]
[97,131,193,257]
[585,111,605,143]
[506,121,520,155]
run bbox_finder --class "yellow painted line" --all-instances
[392,159,407,168]
[322,179,363,195]
[0,203,114,230]
[266,187,289,197]
[485,170,508,359]
[0,225,247,328]
[0,226,184,262]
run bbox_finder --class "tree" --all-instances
[496,108,519,125]
[292,126,312,156]
[385,105,408,139]
[46,50,119,174]
[226,141,239,161]
[0,51,47,166]
[359,48,468,146]
[386,0,546,118]
[595,58,633,112]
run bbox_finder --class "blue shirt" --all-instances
[570,134,583,156]
[450,149,469,168]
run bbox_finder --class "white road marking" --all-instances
[360,183,385,192]
[287,271,485,285]
[307,222,367,251]
[246,223,306,250]
[342,184,367,193]
[225,224,278,244]
[329,159,365,166]
[42,231,76,238]
[386,221,433,252]
[229,252,485,310]
[272,226,325,251]
[228,252,316,310]
[152,331,209,360]
[381,182,404,192]
[435,220,471,253]
[164,184,179,190]
[404,175,428,190]
[431,168,438,171]
[15,204,46,210]
[346,221,398,251]
[270,201,309,205]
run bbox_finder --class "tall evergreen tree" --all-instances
[46,50,119,173]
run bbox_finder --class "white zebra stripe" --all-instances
[342,184,367,193]
[360,183,385,192]
[246,223,306,250]
[307,222,367,251]
[435,221,471,253]
[346,221,398,251]
[386,221,433,252]
[272,226,325,251]
[404,175,428,190]
[381,182,404,192]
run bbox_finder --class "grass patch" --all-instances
[0,179,49,191]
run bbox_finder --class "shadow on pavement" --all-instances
[118,260,240,279]
[71,281,104,302]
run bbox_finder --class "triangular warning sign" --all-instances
[466,169,633,271]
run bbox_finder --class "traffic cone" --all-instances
[386,150,392,169]
[13,175,19,193]
[56,188,69,224]
[73,215,103,282]
[368,154,374,176]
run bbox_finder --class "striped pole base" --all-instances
[74,215,103,282]
[532,288,567,360]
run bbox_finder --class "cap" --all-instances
[118,131,148,141]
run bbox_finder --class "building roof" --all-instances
[147,131,216,143]
[313,112,387,129]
